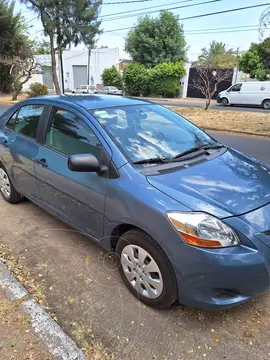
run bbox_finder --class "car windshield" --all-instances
[110,87,118,90]
[91,104,216,163]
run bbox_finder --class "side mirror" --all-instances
[68,153,107,174]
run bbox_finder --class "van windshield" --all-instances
[91,104,216,163]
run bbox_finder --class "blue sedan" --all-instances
[0,95,270,309]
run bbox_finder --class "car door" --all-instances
[227,83,243,104]
[0,104,45,200]
[34,106,111,240]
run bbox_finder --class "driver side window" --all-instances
[45,108,103,160]
[229,84,242,92]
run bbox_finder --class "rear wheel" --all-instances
[220,98,228,106]
[262,99,270,110]
[116,229,178,308]
[0,166,22,203]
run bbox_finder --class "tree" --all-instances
[32,38,50,54]
[21,0,102,94]
[191,65,233,110]
[196,41,237,68]
[0,41,38,100]
[125,11,187,68]
[0,0,27,92]
[101,66,123,89]
[238,38,270,80]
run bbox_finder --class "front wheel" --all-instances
[116,229,178,308]
[262,99,270,110]
[220,98,228,106]
[0,166,22,203]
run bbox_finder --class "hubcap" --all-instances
[121,245,163,299]
[264,101,270,109]
[0,169,11,198]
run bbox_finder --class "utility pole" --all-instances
[87,47,91,85]
[59,48,65,94]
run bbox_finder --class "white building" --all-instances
[23,48,120,91]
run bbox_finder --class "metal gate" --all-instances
[42,67,54,89]
[73,65,87,89]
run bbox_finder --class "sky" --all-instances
[15,0,270,62]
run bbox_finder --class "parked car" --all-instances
[97,86,123,95]
[72,85,97,94]
[217,81,270,109]
[1,95,270,310]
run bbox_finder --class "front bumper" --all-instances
[216,94,221,103]
[168,210,270,310]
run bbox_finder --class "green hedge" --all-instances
[123,61,186,98]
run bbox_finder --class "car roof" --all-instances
[23,94,152,110]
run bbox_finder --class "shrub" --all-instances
[123,63,150,96]
[149,61,186,98]
[101,65,123,89]
[28,82,48,97]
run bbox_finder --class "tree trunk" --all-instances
[205,97,211,110]
[12,86,22,101]
[49,34,61,94]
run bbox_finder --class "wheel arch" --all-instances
[262,98,270,105]
[109,223,145,251]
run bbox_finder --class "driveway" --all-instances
[1,103,270,359]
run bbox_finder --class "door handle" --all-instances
[36,158,48,168]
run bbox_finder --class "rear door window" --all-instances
[14,105,45,139]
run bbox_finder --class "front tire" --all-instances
[116,229,178,308]
[262,99,270,110]
[220,98,228,106]
[0,166,22,203]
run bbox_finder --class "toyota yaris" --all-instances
[0,95,270,309]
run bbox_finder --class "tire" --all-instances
[220,98,228,106]
[72,91,75,94]
[0,165,22,204]
[116,229,178,308]
[262,99,270,110]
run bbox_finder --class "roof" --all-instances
[28,94,152,110]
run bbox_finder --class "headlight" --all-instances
[167,212,239,248]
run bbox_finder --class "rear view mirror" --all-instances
[68,153,107,174]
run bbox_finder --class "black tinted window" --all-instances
[5,111,18,131]
[46,109,103,159]
[230,84,242,92]
[14,105,44,139]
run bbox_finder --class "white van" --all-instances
[217,82,270,109]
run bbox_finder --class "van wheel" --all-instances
[220,98,228,106]
[116,229,178,308]
[262,99,270,110]
[0,166,22,203]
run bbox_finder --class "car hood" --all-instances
[147,149,270,218]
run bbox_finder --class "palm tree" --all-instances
[198,41,236,63]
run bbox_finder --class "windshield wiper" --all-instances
[172,143,226,160]
[132,144,226,165]
[132,157,168,165]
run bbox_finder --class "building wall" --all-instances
[23,49,120,91]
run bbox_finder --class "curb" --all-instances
[0,259,87,360]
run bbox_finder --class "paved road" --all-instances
[154,100,270,113]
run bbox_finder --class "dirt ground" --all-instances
[1,196,270,360]
[0,289,52,360]
[168,106,270,137]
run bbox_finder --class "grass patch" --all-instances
[167,106,270,137]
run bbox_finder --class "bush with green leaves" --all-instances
[123,63,150,96]
[149,61,186,98]
[27,82,48,97]
[101,65,123,89]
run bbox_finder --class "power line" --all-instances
[103,2,270,32]
[101,0,196,18]
[102,0,221,21]
[103,0,153,4]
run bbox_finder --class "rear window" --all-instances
[14,105,44,139]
